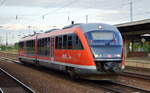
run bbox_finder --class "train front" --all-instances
[82,23,125,79]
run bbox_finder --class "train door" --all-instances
[50,37,55,62]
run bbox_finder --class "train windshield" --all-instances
[91,32,113,40]
[85,30,123,59]
[85,30,123,45]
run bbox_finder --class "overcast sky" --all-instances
[0,0,150,45]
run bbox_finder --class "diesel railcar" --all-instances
[18,23,125,80]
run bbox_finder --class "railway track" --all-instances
[82,80,150,93]
[80,79,150,93]
[106,81,150,93]
[0,65,36,93]
[0,56,150,93]
[0,88,4,93]
[1,56,150,80]
[121,71,150,80]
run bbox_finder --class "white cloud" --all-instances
[0,24,26,31]
[0,0,149,45]
[3,0,128,9]
[4,0,71,8]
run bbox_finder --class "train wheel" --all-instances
[19,58,26,65]
[20,61,27,65]
[66,67,79,80]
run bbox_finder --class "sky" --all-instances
[0,0,150,45]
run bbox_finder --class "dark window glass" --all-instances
[74,35,83,49]
[38,38,50,56]
[58,36,62,49]
[37,39,40,55]
[63,35,67,49]
[68,35,73,49]
[91,32,114,40]
[55,36,58,49]
[45,38,50,56]
[55,34,83,50]
[26,40,35,55]
[19,42,24,49]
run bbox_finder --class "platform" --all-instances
[126,57,150,68]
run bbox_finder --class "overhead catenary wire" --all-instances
[57,0,138,23]
[40,0,128,20]
[42,0,81,18]
[7,0,150,25]
[14,0,81,20]
[75,0,145,23]
[14,0,138,18]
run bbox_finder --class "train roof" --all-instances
[19,35,36,42]
[63,23,119,33]
[19,23,119,42]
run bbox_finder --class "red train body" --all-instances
[18,23,125,80]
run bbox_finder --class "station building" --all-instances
[115,19,150,58]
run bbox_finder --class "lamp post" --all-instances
[129,0,133,22]
[86,15,88,23]
[6,32,8,50]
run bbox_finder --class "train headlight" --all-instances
[95,54,99,58]
[98,25,103,30]
[94,54,102,58]
[115,54,121,57]
[116,54,121,57]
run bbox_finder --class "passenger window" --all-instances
[55,34,83,50]
[58,36,63,49]
[38,39,41,55]
[25,40,35,55]
[55,36,59,49]
[75,35,83,49]
[63,35,67,49]
[68,35,73,49]
[45,38,50,56]
[19,42,24,49]
[38,37,50,56]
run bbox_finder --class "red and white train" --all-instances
[18,23,125,80]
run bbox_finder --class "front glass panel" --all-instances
[85,30,123,59]
[91,32,113,40]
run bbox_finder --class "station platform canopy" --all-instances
[115,19,150,36]
[115,19,150,58]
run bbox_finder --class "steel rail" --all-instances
[0,88,4,93]
[0,67,36,93]
[121,71,150,80]
[1,57,150,80]
[110,81,150,93]
[0,57,21,64]
[97,85,123,93]
[0,56,150,93]
[88,80,150,93]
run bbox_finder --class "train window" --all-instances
[45,38,50,56]
[38,39,42,55]
[26,40,35,55]
[58,36,63,49]
[91,32,113,40]
[19,42,24,49]
[38,37,50,56]
[74,35,83,50]
[55,36,59,49]
[55,33,84,50]
[68,35,73,49]
[74,35,83,49]
[55,34,83,50]
[63,35,67,49]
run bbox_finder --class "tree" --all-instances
[0,36,2,45]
